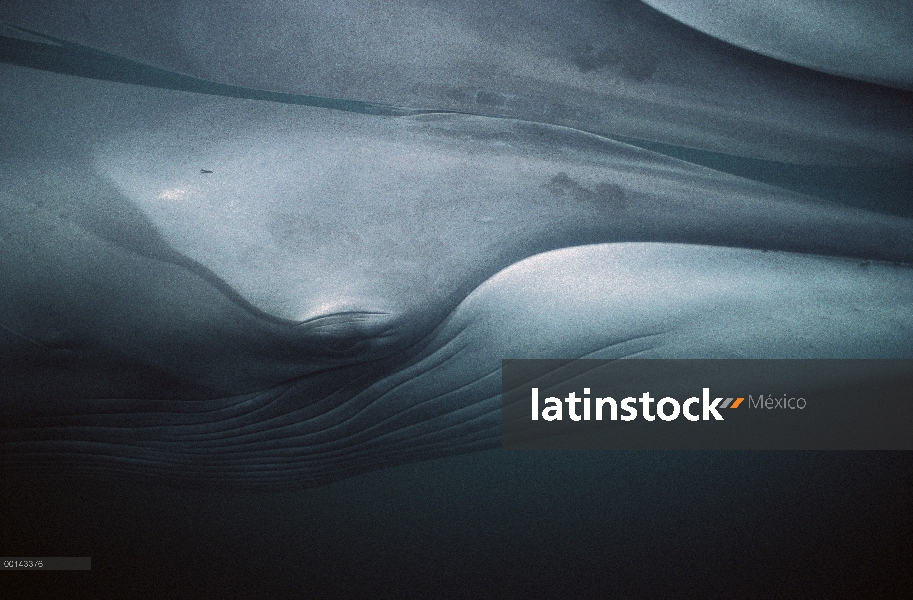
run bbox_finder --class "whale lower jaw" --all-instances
[3,243,911,489]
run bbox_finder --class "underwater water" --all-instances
[4,451,912,598]
[2,1,912,597]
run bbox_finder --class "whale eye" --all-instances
[295,311,398,359]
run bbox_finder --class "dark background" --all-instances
[2,450,911,598]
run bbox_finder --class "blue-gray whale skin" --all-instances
[1,1,912,488]
[640,0,913,90]
[3,0,913,167]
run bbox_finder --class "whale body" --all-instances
[640,0,913,90]
[1,1,912,488]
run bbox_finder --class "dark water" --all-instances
[3,451,912,598]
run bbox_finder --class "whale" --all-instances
[3,0,912,166]
[1,1,912,488]
[640,0,913,90]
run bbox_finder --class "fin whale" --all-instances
[1,1,911,488]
